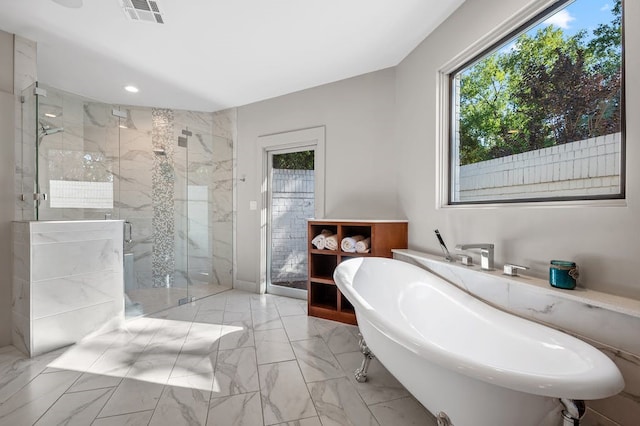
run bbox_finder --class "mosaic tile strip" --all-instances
[151,108,175,288]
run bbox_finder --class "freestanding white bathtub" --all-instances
[333,257,624,426]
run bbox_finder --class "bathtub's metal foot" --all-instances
[354,334,374,383]
[436,412,452,426]
[560,398,586,426]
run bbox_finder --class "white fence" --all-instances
[458,133,621,201]
[270,169,314,283]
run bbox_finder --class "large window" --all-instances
[449,0,624,204]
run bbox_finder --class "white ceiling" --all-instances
[0,0,464,111]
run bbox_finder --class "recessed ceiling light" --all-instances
[119,125,128,129]
[44,113,57,118]
[124,85,139,93]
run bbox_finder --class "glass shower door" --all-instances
[118,107,191,316]
[22,83,235,318]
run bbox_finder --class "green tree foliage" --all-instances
[458,0,622,165]
[273,150,314,170]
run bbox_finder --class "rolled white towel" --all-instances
[325,234,339,251]
[311,229,333,249]
[355,237,371,253]
[341,235,365,253]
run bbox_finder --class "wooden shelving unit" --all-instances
[307,219,408,325]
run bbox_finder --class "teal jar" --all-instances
[549,260,579,289]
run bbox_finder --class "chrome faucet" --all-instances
[455,243,494,270]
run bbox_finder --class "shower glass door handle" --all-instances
[124,221,133,244]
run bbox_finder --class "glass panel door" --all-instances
[19,83,38,221]
[266,148,315,299]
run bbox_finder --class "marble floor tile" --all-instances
[250,295,280,312]
[45,342,108,373]
[105,329,154,353]
[368,396,436,426]
[272,418,323,426]
[148,385,210,426]
[0,290,432,426]
[182,325,222,359]
[88,347,138,377]
[212,347,259,397]
[197,296,227,311]
[225,300,252,314]
[187,322,225,340]
[281,315,321,342]
[194,309,225,325]
[308,377,379,426]
[207,391,263,426]
[312,319,361,355]
[142,326,189,358]
[291,338,345,383]
[252,310,283,331]
[223,310,253,325]
[0,350,56,404]
[334,351,408,404]
[167,372,214,392]
[68,372,123,393]
[41,367,67,374]
[34,387,114,426]
[98,378,164,418]
[275,300,307,317]
[254,328,295,365]
[218,322,254,350]
[259,360,317,425]
[91,410,154,426]
[150,304,199,322]
[0,370,81,426]
[171,350,217,378]
[126,356,177,384]
[0,345,18,356]
[582,407,620,426]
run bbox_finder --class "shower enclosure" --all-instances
[19,83,234,317]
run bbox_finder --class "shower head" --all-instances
[42,126,64,136]
[37,124,64,145]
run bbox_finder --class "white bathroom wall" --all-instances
[236,68,399,288]
[0,30,15,347]
[395,0,640,300]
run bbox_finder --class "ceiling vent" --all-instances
[122,0,165,24]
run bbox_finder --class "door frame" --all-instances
[257,127,325,297]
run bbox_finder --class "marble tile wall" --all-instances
[11,221,30,355]
[212,109,235,288]
[393,249,640,426]
[11,220,125,357]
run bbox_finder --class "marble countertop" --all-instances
[393,249,640,320]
